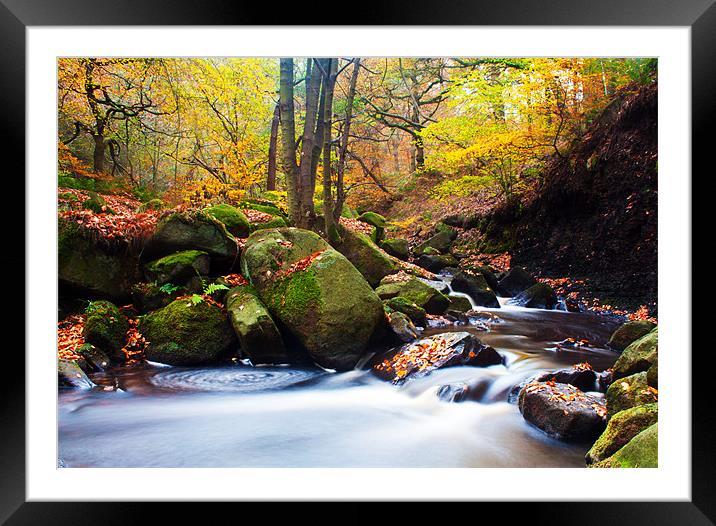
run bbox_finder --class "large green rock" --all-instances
[606,372,658,418]
[139,298,237,365]
[448,295,473,314]
[451,271,500,308]
[204,204,251,238]
[380,238,410,261]
[83,301,129,361]
[58,218,141,301]
[613,328,658,380]
[417,254,459,273]
[239,200,289,221]
[241,228,385,371]
[608,320,657,351]
[145,211,238,260]
[250,216,288,232]
[384,296,427,326]
[357,211,387,228]
[336,227,398,287]
[586,403,658,464]
[225,285,290,365]
[131,281,185,313]
[144,250,210,285]
[375,275,450,315]
[591,423,658,468]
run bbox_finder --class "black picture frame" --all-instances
[1,0,706,522]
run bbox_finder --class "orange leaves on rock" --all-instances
[223,273,249,287]
[121,319,147,364]
[244,209,274,223]
[57,314,86,361]
[628,305,658,323]
[339,217,373,236]
[573,362,594,371]
[279,250,326,277]
[373,334,461,383]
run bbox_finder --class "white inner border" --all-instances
[27,27,691,501]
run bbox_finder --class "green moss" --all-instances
[591,423,658,468]
[139,298,236,365]
[82,192,114,214]
[380,238,409,260]
[384,297,426,325]
[613,328,658,380]
[606,372,658,418]
[250,216,288,232]
[336,227,397,287]
[375,276,450,314]
[83,300,129,356]
[204,204,251,238]
[136,198,164,213]
[608,320,656,351]
[144,250,209,285]
[265,268,324,321]
[239,200,288,219]
[586,403,658,464]
[357,211,387,228]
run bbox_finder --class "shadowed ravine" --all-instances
[59,275,622,468]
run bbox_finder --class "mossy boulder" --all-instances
[448,295,473,314]
[144,211,238,261]
[77,343,111,371]
[357,211,387,228]
[225,285,290,365]
[497,267,536,297]
[608,320,657,351]
[58,359,95,389]
[451,271,500,308]
[131,281,185,313]
[434,221,458,240]
[586,403,658,464]
[239,201,289,220]
[384,296,427,326]
[143,250,210,285]
[386,311,420,343]
[58,218,141,301]
[591,423,658,468]
[606,372,658,418]
[647,357,658,388]
[250,216,289,232]
[417,254,459,273]
[508,282,558,309]
[204,204,251,238]
[375,275,450,315]
[81,192,113,214]
[335,227,398,287]
[612,328,658,380]
[139,298,237,365]
[380,238,410,261]
[415,230,454,255]
[241,228,385,371]
[83,301,129,361]
[422,246,441,256]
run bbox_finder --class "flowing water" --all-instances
[58,273,622,468]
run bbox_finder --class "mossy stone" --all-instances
[448,295,473,313]
[606,371,658,418]
[145,211,238,260]
[144,250,210,285]
[357,211,387,228]
[507,282,558,309]
[586,403,658,464]
[226,285,290,365]
[83,301,129,360]
[608,320,657,351]
[613,328,658,380]
[139,298,237,365]
[451,271,500,308]
[336,227,398,287]
[415,230,454,255]
[242,228,385,371]
[250,216,289,232]
[380,238,410,260]
[204,204,251,238]
[384,297,427,326]
[131,281,185,313]
[375,276,450,314]
[591,423,658,468]
[136,199,164,213]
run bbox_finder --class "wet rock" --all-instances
[464,265,500,292]
[606,371,658,419]
[379,238,410,260]
[535,365,598,392]
[447,295,473,314]
[204,204,251,238]
[497,267,536,297]
[371,331,503,383]
[647,358,658,388]
[143,250,210,285]
[376,275,450,315]
[438,377,494,403]
[83,300,129,362]
[386,311,421,343]
[590,423,658,468]
[451,271,500,308]
[242,228,384,371]
[140,298,237,366]
[597,369,614,391]
[415,229,455,255]
[77,343,111,371]
[518,381,607,441]
[612,328,657,380]
[226,285,290,365]
[437,383,469,402]
[417,254,458,273]
[507,282,557,309]
[384,297,427,326]
[58,359,96,389]
[335,227,398,287]
[607,320,656,352]
[586,403,658,464]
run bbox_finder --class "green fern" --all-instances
[189,294,204,306]
[159,283,181,295]
[203,283,229,295]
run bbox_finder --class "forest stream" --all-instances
[58,272,621,468]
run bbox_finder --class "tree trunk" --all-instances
[93,134,106,173]
[296,58,322,228]
[334,58,361,222]
[267,102,280,191]
[279,58,300,223]
[321,59,340,244]
[414,135,425,171]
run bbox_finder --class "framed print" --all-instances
[1,0,708,522]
